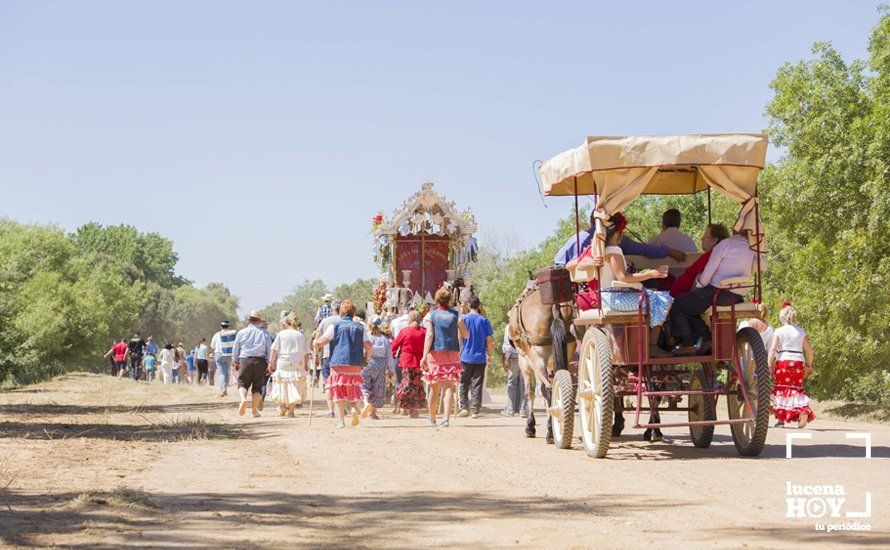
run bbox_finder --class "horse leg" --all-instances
[643,374,664,442]
[612,396,625,437]
[541,383,554,444]
[525,374,536,438]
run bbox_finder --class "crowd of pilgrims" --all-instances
[104,207,816,432]
[105,287,522,430]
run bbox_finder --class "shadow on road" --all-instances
[0,488,680,547]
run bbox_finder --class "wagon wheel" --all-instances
[688,367,715,448]
[727,327,770,456]
[549,369,575,450]
[577,328,613,458]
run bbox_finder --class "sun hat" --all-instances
[322,293,333,302]
[248,310,266,323]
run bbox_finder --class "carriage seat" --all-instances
[703,277,764,321]
[575,281,646,325]
[625,252,703,277]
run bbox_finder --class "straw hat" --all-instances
[322,293,334,302]
[248,310,266,323]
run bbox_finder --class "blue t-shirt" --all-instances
[186,354,196,370]
[460,312,493,364]
[143,356,156,371]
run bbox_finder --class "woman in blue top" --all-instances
[314,300,372,429]
[420,288,467,428]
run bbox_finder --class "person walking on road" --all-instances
[126,332,146,381]
[457,296,493,419]
[391,310,426,418]
[314,301,342,418]
[361,315,395,420]
[195,338,210,385]
[159,343,176,384]
[233,311,273,418]
[500,329,528,417]
[420,288,463,428]
[211,320,237,397]
[104,338,129,378]
[313,300,371,429]
[268,312,311,417]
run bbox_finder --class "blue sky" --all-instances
[0,1,881,313]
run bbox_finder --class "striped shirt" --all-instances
[211,329,237,357]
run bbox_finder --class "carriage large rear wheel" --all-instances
[727,327,770,456]
[549,369,575,449]
[688,367,716,448]
[577,328,613,458]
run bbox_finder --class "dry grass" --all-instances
[65,486,159,511]
[146,414,232,441]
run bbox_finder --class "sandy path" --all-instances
[0,373,887,548]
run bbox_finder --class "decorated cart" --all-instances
[371,182,478,312]
[534,133,771,458]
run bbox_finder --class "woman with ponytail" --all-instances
[768,300,816,428]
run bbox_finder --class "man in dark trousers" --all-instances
[126,332,146,381]
[456,296,493,419]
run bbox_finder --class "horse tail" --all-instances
[550,304,568,372]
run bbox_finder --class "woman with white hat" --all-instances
[360,314,395,420]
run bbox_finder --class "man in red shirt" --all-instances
[103,338,130,378]
[669,223,730,297]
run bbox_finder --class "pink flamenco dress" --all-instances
[422,350,463,385]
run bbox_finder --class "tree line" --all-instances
[0,221,238,385]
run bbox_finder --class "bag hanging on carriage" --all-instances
[536,266,573,305]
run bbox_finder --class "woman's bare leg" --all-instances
[443,381,455,422]
[428,383,441,423]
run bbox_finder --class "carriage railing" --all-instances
[615,284,759,430]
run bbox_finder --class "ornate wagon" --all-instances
[538,134,771,458]
[371,182,478,310]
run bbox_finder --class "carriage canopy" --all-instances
[537,133,769,256]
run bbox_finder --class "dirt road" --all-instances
[1,373,887,548]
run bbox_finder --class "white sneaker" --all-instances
[457,409,469,418]
[251,410,261,418]
[471,413,480,419]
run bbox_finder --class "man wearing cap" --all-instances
[315,294,334,326]
[211,321,237,396]
[232,311,272,417]
[314,300,341,417]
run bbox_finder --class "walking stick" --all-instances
[308,349,317,427]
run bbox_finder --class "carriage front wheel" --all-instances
[550,369,575,449]
[727,327,771,456]
[688,367,716,448]
[577,327,613,458]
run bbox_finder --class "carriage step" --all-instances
[640,389,723,397]
[633,418,754,429]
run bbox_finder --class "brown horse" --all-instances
[507,281,575,443]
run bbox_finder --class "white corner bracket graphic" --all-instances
[785,432,812,458]
[845,432,872,459]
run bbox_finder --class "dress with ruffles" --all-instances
[769,324,815,423]
[269,328,310,406]
[422,350,463,384]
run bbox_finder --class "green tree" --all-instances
[760,8,890,402]
[332,278,377,316]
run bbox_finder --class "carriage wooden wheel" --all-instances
[727,326,771,456]
[549,369,574,449]
[577,328,613,458]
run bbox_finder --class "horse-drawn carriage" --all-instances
[513,134,770,458]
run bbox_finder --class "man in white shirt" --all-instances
[670,231,766,355]
[648,208,698,253]
[313,301,341,417]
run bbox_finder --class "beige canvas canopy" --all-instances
[538,133,769,257]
